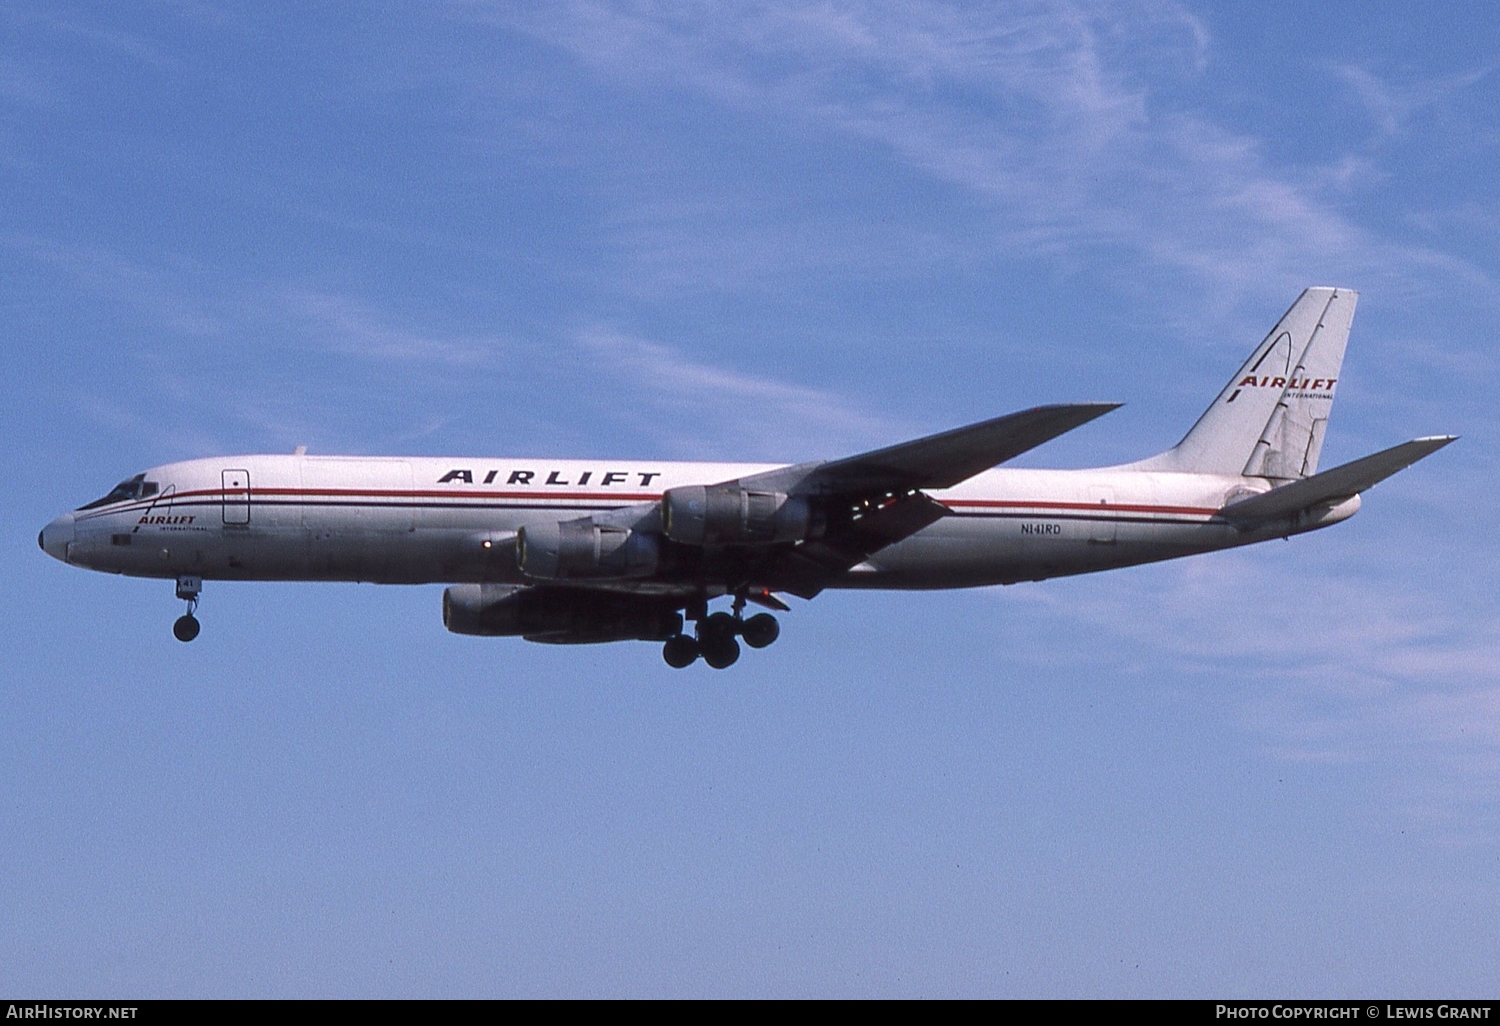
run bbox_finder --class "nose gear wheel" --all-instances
[173,576,202,642]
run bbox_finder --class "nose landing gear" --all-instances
[660,591,781,669]
[173,576,202,642]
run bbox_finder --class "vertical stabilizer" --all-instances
[1241,289,1355,480]
[1138,288,1357,476]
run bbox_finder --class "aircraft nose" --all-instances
[40,513,75,562]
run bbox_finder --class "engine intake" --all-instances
[443,584,682,643]
[516,517,659,579]
[661,484,815,545]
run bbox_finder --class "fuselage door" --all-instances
[1088,485,1116,543]
[222,469,250,526]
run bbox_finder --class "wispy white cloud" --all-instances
[1333,63,1494,140]
[574,324,896,457]
[5,235,228,337]
[480,0,1493,311]
[997,543,1500,836]
[283,291,500,367]
[266,294,893,458]
[288,303,907,459]
[11,232,891,459]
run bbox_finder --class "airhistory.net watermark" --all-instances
[6,1007,137,1020]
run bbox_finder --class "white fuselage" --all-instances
[43,454,1359,591]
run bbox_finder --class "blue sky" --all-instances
[3,1,1498,997]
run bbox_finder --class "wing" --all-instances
[735,403,1121,496]
[1220,435,1456,524]
[740,403,1120,597]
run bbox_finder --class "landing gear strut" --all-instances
[660,590,781,669]
[173,575,202,642]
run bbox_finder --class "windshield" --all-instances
[78,473,159,510]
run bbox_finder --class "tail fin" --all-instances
[1139,287,1358,477]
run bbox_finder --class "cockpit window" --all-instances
[78,473,159,510]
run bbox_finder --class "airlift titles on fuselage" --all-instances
[39,288,1455,669]
[437,469,665,488]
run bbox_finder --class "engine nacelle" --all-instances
[515,517,660,579]
[661,484,815,545]
[443,584,682,643]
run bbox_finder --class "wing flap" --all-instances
[1221,435,1456,523]
[764,491,950,599]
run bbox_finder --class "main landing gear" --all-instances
[661,591,783,669]
[173,575,202,642]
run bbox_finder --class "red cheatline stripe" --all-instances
[139,486,666,503]
[279,488,662,501]
[91,489,1224,518]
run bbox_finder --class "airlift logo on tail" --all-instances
[1226,376,1337,404]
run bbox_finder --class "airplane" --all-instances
[39,287,1454,669]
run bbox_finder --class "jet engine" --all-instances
[661,484,817,546]
[515,517,660,579]
[443,583,682,644]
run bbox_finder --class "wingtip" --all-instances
[1026,401,1121,422]
[1036,402,1121,427]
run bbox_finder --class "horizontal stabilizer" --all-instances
[1220,436,1456,523]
